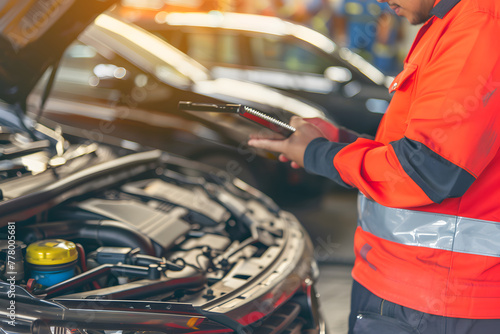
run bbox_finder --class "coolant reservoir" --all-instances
[26,239,78,287]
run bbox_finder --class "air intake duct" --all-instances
[19,220,157,256]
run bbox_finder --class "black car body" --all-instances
[27,12,330,201]
[119,10,394,136]
[0,1,325,333]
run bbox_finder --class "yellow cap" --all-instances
[26,239,78,266]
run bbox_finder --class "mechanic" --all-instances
[248,0,500,333]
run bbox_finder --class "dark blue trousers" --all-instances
[349,280,500,334]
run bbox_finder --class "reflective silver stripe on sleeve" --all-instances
[358,194,500,257]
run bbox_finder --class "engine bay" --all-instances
[0,126,318,332]
[0,145,312,305]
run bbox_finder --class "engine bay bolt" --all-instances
[148,264,162,280]
[203,288,215,300]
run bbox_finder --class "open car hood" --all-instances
[0,0,117,105]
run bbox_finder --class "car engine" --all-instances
[0,128,320,333]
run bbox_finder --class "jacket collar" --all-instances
[430,0,461,19]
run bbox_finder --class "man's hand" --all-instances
[248,116,326,169]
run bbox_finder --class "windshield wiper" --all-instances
[35,59,61,123]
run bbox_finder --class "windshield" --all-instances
[90,14,210,85]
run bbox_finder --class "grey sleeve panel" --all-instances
[304,137,352,188]
[391,137,476,203]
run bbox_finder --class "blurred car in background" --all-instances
[28,13,331,202]
[117,9,394,136]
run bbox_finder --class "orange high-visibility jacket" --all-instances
[304,0,500,318]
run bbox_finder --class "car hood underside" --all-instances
[0,0,117,104]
